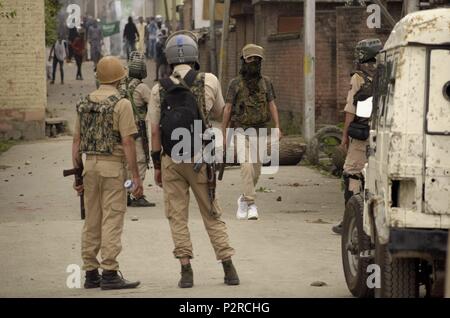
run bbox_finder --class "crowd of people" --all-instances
[48,14,172,85]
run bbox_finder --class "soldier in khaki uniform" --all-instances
[72,56,142,290]
[148,31,239,288]
[119,51,155,207]
[332,39,382,234]
[222,44,282,221]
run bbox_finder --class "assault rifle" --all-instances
[63,162,85,220]
[137,119,150,169]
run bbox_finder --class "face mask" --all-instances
[240,59,262,79]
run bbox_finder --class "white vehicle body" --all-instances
[335,8,450,298]
[363,8,450,242]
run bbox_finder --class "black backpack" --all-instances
[159,70,206,160]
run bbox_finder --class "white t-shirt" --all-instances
[54,40,66,61]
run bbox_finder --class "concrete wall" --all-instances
[0,0,46,140]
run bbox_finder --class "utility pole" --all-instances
[94,0,98,19]
[405,0,420,14]
[209,0,217,75]
[219,0,230,85]
[164,0,170,28]
[172,0,177,32]
[143,0,146,18]
[303,0,315,142]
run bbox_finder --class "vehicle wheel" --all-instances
[341,194,374,298]
[374,236,419,298]
[306,126,343,176]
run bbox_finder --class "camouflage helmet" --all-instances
[165,30,199,68]
[96,56,127,84]
[128,51,147,79]
[242,44,264,60]
[354,38,382,64]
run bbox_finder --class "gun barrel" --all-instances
[63,169,77,177]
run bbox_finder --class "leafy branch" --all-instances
[0,1,17,19]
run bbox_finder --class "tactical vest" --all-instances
[119,78,147,121]
[231,76,270,128]
[352,71,373,125]
[76,94,122,155]
[159,72,207,124]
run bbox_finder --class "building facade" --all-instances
[0,0,47,140]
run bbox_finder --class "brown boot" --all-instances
[178,263,193,288]
[222,259,240,285]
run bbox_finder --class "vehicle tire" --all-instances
[306,126,343,175]
[341,194,374,298]
[374,236,419,298]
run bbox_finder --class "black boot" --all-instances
[100,270,140,290]
[130,196,156,207]
[222,259,240,285]
[127,193,132,206]
[84,269,101,289]
[178,263,193,288]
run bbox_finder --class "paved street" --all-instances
[0,58,349,298]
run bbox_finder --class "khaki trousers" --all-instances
[82,156,127,271]
[235,132,262,205]
[343,138,368,193]
[126,137,148,181]
[161,154,235,260]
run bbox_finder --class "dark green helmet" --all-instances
[354,38,382,64]
[128,51,147,80]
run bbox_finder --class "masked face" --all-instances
[240,58,262,79]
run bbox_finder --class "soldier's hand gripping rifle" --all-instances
[63,162,85,220]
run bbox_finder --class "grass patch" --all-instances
[0,140,16,155]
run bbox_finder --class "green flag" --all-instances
[101,21,120,37]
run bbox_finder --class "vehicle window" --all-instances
[427,49,450,135]
[373,52,387,131]
[385,54,398,127]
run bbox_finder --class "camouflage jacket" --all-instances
[227,75,273,128]
[76,94,122,155]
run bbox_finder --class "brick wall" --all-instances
[0,0,46,140]
[198,1,403,134]
[335,5,401,115]
[258,3,339,132]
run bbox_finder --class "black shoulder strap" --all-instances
[160,78,175,91]
[183,70,198,88]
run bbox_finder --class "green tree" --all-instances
[45,0,61,46]
[0,0,17,19]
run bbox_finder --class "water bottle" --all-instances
[124,179,135,192]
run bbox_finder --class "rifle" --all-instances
[206,130,217,216]
[218,125,233,181]
[63,163,85,220]
[137,119,150,169]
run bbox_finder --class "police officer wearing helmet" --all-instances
[148,30,239,288]
[332,39,382,234]
[222,44,282,221]
[119,51,156,208]
[72,56,142,289]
